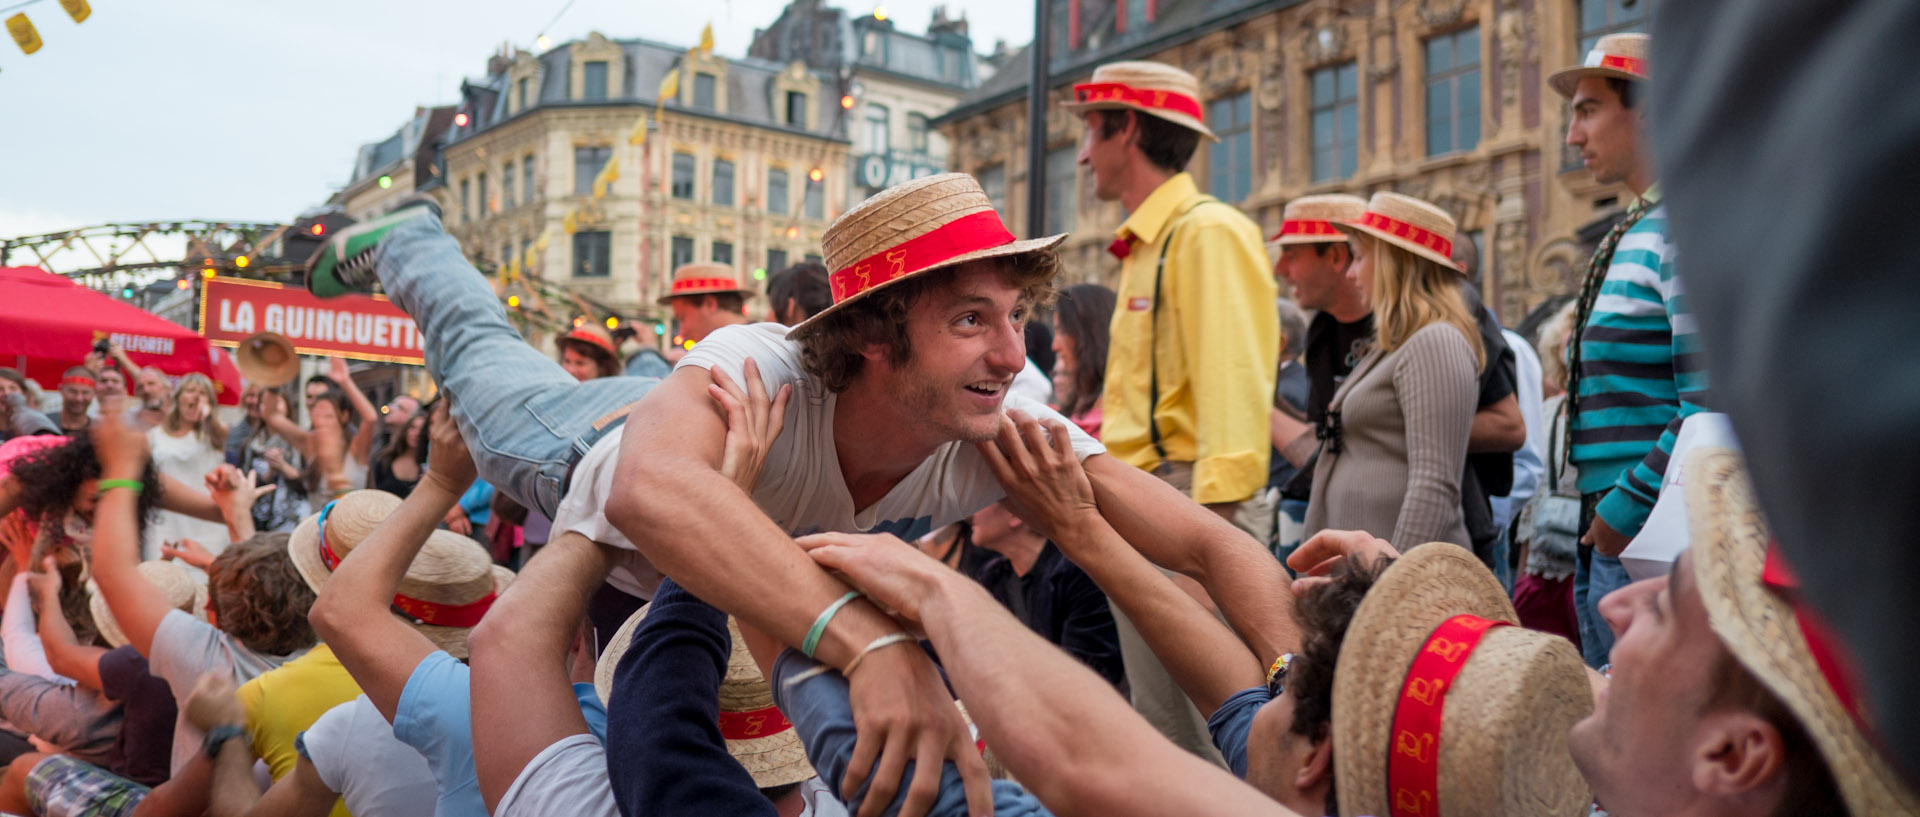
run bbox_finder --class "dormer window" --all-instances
[694,72,717,110]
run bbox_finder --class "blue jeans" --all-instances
[372,212,659,517]
[1573,550,1631,668]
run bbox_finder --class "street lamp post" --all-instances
[1025,0,1052,239]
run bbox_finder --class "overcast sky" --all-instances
[0,0,1031,241]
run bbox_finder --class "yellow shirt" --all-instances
[238,643,360,817]
[1099,173,1279,504]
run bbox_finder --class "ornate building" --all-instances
[437,33,852,323]
[933,0,1658,324]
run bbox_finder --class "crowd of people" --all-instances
[0,21,1911,817]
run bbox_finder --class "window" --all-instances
[671,236,695,269]
[1043,147,1076,236]
[478,172,490,214]
[712,241,733,266]
[1311,63,1360,181]
[502,243,513,267]
[1579,0,1656,54]
[574,146,611,196]
[977,165,1006,215]
[768,168,790,214]
[1049,0,1071,59]
[804,253,823,264]
[572,231,611,277]
[1425,26,1481,156]
[583,61,609,101]
[460,178,471,221]
[907,113,930,153]
[671,153,697,200]
[804,182,824,220]
[516,77,529,112]
[1208,92,1254,202]
[1125,0,1150,31]
[786,91,808,127]
[710,158,735,206]
[523,156,536,201]
[767,248,789,274]
[866,104,891,153]
[502,161,515,207]
[693,73,716,110]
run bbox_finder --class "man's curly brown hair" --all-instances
[1284,554,1393,815]
[8,435,159,544]
[797,254,1062,393]
[207,533,316,656]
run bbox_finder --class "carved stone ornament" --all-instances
[1256,47,1285,111]
[1302,18,1349,65]
[1367,17,1399,82]
[1417,0,1471,28]
[1204,48,1244,95]
[1496,0,1527,118]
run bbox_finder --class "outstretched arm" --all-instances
[1082,451,1298,661]
[309,401,475,723]
[801,533,1298,817]
[978,413,1264,716]
[86,414,176,658]
[606,358,988,817]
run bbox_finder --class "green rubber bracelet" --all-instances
[95,479,144,495]
[802,591,863,659]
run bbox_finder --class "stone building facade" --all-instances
[437,33,851,324]
[934,0,1658,324]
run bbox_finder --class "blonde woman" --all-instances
[1302,192,1484,550]
[146,373,232,558]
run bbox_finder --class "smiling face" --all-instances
[136,369,170,409]
[560,346,602,382]
[59,382,95,414]
[97,368,127,398]
[1276,242,1355,313]
[175,383,211,424]
[1566,77,1645,187]
[870,262,1030,444]
[1570,553,1737,816]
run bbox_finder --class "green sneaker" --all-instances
[305,198,441,298]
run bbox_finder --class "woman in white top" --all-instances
[145,373,230,558]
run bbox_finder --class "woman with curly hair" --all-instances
[147,374,230,558]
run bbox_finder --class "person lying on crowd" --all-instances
[467,365,785,816]
[0,423,242,547]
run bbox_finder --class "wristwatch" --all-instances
[203,724,246,760]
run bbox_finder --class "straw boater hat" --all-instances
[289,490,513,659]
[594,606,816,789]
[91,560,208,649]
[657,262,754,306]
[1332,543,1592,817]
[1684,448,1920,815]
[1548,33,1649,98]
[1062,60,1216,140]
[786,173,1065,339]
[1271,194,1368,246]
[556,324,620,372]
[1337,192,1466,273]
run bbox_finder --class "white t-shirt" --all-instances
[496,734,617,817]
[553,323,1105,597]
[299,696,438,817]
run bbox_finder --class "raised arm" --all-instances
[258,391,312,457]
[1082,451,1298,661]
[605,359,989,817]
[86,414,177,658]
[328,358,378,467]
[801,533,1298,817]
[309,401,474,723]
[28,561,107,692]
[978,413,1264,716]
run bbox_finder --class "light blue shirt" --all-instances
[394,650,608,816]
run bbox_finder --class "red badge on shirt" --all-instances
[1127,297,1152,311]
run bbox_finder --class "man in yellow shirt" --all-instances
[1066,60,1279,765]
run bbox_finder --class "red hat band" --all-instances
[670,277,743,295]
[565,329,616,357]
[1356,211,1454,260]
[1385,614,1509,817]
[828,211,1016,304]
[1589,52,1648,79]
[1071,82,1203,120]
[1272,219,1342,242]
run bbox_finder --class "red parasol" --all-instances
[0,266,243,405]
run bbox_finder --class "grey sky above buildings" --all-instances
[0,0,1032,240]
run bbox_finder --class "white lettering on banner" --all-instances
[264,304,285,334]
[218,300,255,334]
[373,317,389,347]
[108,333,175,355]
[310,309,332,342]
[211,291,425,356]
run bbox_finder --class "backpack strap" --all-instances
[1146,196,1225,466]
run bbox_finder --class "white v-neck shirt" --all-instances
[554,323,1103,597]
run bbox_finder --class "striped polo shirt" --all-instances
[1569,195,1709,537]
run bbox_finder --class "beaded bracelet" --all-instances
[842,632,917,679]
[801,591,863,658]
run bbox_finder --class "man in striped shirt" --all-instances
[1554,33,1708,666]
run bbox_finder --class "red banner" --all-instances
[199,277,425,364]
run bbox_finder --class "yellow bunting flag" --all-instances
[59,0,89,23]
[535,228,553,251]
[562,210,579,235]
[699,23,714,55]
[657,68,679,104]
[628,113,649,146]
[7,14,41,55]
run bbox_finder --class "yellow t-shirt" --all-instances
[237,642,360,817]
